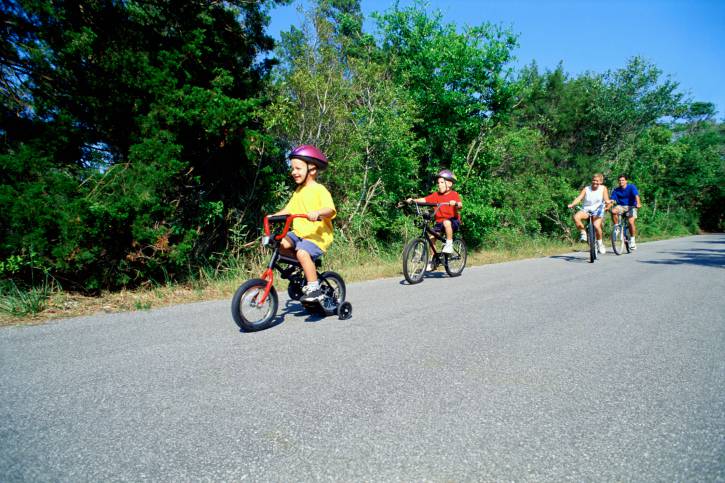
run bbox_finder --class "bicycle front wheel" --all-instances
[588,222,596,263]
[611,224,625,255]
[402,237,429,284]
[444,238,467,277]
[231,279,278,332]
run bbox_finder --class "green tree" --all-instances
[1,0,287,290]
[266,0,420,242]
[374,2,518,172]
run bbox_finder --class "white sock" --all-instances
[630,237,636,243]
[306,281,320,291]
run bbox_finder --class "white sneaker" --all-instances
[597,240,606,254]
[426,262,434,272]
[579,231,587,242]
[630,237,637,250]
[442,241,454,254]
[301,283,324,303]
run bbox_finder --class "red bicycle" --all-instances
[231,214,352,332]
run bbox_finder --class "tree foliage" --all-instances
[1,0,287,290]
[1,0,722,291]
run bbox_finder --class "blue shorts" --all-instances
[580,206,604,218]
[434,218,461,233]
[286,233,324,260]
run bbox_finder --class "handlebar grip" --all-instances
[266,215,289,222]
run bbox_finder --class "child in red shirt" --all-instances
[406,169,462,254]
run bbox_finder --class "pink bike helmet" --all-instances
[436,169,457,183]
[289,144,329,171]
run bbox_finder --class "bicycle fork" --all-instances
[256,250,280,305]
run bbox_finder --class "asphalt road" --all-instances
[1,235,724,482]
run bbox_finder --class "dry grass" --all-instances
[0,233,683,327]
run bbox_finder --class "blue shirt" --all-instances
[611,183,639,207]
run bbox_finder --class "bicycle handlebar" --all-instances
[263,214,308,240]
[412,201,443,207]
[398,200,446,208]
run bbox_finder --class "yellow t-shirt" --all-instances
[283,182,336,252]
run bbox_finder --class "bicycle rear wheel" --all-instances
[624,226,631,253]
[402,237,428,284]
[444,238,467,277]
[588,222,596,263]
[611,224,625,255]
[316,271,346,314]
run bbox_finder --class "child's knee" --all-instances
[443,219,452,227]
[296,249,312,262]
[280,237,293,250]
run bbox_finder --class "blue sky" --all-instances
[268,0,725,118]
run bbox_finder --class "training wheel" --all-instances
[337,301,352,320]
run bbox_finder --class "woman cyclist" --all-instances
[567,173,611,254]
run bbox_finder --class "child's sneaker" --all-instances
[579,230,587,242]
[301,283,324,303]
[442,240,454,254]
[597,240,606,254]
[630,237,637,250]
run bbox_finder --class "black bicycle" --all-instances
[574,204,604,263]
[398,201,467,284]
[610,202,632,255]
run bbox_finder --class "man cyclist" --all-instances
[610,174,641,250]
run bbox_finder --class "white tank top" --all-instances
[582,185,604,211]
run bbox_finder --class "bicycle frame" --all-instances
[257,214,308,305]
[611,203,631,253]
[575,203,604,262]
[612,206,631,231]
[410,202,452,256]
[615,211,629,235]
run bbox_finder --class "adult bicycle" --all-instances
[573,203,605,263]
[397,201,467,284]
[610,201,632,255]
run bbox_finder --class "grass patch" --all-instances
[0,278,52,318]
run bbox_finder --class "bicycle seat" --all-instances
[278,254,323,268]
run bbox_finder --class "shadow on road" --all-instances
[399,271,449,285]
[549,254,589,263]
[237,299,311,334]
[695,238,725,244]
[640,247,725,269]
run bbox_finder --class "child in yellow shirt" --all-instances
[272,145,336,302]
